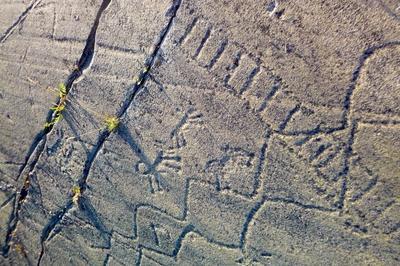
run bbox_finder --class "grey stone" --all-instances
[0,0,399,265]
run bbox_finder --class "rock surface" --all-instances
[0,0,399,265]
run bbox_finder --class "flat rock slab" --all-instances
[0,0,399,265]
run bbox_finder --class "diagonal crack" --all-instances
[117,0,182,118]
[2,0,113,258]
[37,0,182,264]
[2,139,46,258]
[0,193,15,211]
[0,0,42,43]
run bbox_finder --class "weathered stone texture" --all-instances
[1,0,399,265]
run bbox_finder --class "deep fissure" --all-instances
[36,0,182,264]
[2,0,113,259]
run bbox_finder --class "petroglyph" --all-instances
[1,0,400,265]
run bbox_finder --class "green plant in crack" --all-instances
[44,83,68,129]
[57,83,67,98]
[65,115,120,141]
[104,116,120,132]
[43,82,121,135]
[71,185,81,205]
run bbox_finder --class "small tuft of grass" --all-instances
[104,116,120,132]
[44,113,63,129]
[72,185,81,204]
[50,101,66,113]
[58,83,67,98]
[44,83,68,129]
